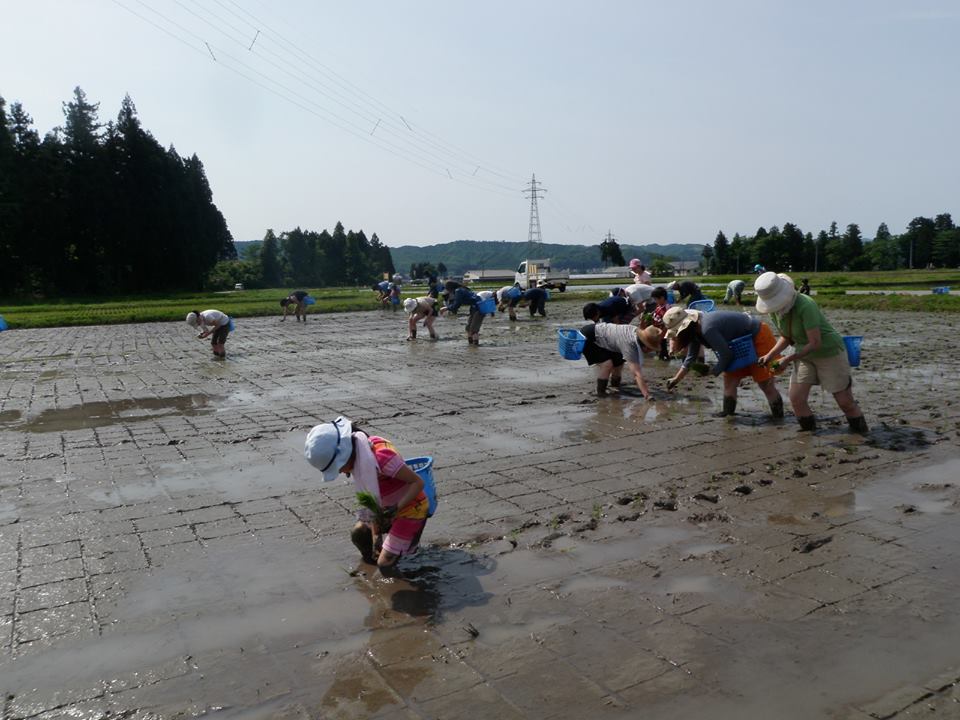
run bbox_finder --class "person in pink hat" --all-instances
[753,272,867,433]
[628,258,651,284]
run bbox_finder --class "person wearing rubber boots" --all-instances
[753,272,868,434]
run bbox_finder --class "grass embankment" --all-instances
[1,270,958,329]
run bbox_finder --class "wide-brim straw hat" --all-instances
[662,307,700,338]
[754,272,797,314]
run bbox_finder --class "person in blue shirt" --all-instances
[583,296,633,324]
[441,281,485,345]
[517,286,549,317]
[371,281,391,305]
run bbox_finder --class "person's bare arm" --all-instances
[778,327,821,366]
[627,360,652,400]
[388,464,425,514]
[758,336,791,366]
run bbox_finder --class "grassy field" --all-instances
[0,271,958,329]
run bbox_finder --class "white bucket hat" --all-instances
[754,272,797,315]
[403,298,418,313]
[185,312,199,327]
[662,307,700,338]
[304,417,354,482]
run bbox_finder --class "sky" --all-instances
[3,0,959,247]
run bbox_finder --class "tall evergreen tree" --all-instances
[260,229,282,286]
[713,231,729,273]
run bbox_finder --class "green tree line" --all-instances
[208,223,395,289]
[706,215,959,274]
[0,88,235,296]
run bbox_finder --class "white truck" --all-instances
[514,258,569,292]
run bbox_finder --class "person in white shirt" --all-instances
[186,309,231,359]
[628,258,652,284]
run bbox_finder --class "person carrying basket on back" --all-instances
[305,417,430,574]
[661,307,784,419]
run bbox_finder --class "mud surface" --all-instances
[1,308,959,719]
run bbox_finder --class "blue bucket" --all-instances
[304,296,316,305]
[391,295,400,305]
[843,336,862,367]
[0,316,7,332]
[406,456,437,517]
[688,299,715,313]
[721,334,758,372]
[227,318,235,332]
[477,297,496,315]
[557,328,587,360]
[932,287,950,295]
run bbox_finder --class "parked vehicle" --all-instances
[514,259,569,291]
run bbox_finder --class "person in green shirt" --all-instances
[752,272,867,433]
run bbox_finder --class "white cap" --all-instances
[304,417,354,482]
[185,312,199,327]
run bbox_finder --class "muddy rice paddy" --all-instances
[1,306,959,719]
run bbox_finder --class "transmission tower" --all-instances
[523,174,547,244]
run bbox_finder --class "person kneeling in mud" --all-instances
[403,297,439,340]
[305,417,429,573]
[581,322,660,399]
[661,307,784,419]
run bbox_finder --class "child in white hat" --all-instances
[305,417,429,572]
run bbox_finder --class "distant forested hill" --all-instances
[387,240,703,274]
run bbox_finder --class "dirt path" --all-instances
[0,307,958,719]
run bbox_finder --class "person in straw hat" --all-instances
[661,306,784,419]
[753,272,867,433]
[403,296,439,341]
[305,417,429,572]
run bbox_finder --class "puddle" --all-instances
[22,394,215,433]
[856,458,960,516]
[0,409,22,426]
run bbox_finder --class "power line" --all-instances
[169,0,524,193]
[111,0,521,199]
[215,0,530,185]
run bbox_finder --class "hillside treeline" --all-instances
[0,88,235,296]
[389,240,702,275]
[707,216,959,274]
[209,224,395,289]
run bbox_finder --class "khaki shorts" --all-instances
[791,350,851,393]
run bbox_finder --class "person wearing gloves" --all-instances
[753,272,868,433]
[583,322,660,398]
[403,297,439,341]
[442,281,484,345]
[628,258,652,284]
[304,417,429,572]
[186,309,231,359]
[662,306,784,419]
[667,280,706,305]
[722,279,746,306]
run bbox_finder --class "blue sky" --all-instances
[3,0,958,246]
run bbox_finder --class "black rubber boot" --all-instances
[713,396,737,417]
[351,525,375,564]
[596,378,609,396]
[769,396,785,419]
[609,376,621,389]
[797,415,817,432]
[847,415,869,434]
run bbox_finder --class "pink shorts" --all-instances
[382,517,427,556]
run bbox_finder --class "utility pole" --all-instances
[523,174,546,244]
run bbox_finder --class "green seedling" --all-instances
[356,491,387,527]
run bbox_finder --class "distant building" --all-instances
[669,260,702,276]
[463,268,515,283]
